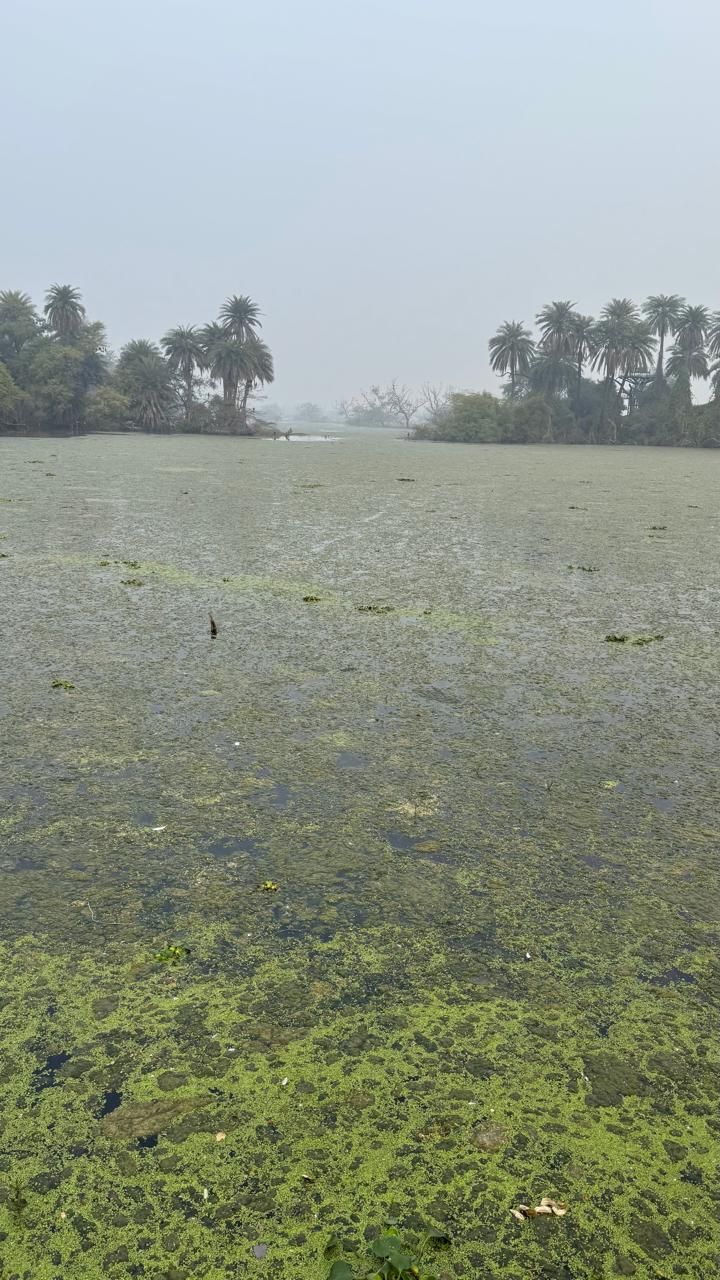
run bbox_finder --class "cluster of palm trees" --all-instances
[489,296,720,410]
[0,284,275,433]
[118,294,274,429]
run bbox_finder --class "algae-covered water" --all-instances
[0,432,718,1280]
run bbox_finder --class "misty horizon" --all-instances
[3,0,719,405]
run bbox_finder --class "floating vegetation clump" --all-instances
[605,633,665,645]
[153,944,190,966]
[326,1225,450,1279]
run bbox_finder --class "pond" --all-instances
[0,432,718,1279]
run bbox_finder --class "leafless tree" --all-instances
[381,380,429,432]
[339,381,440,431]
[421,383,449,419]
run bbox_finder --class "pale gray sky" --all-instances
[2,0,719,406]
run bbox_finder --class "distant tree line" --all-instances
[418,297,720,446]
[339,381,445,432]
[0,286,274,435]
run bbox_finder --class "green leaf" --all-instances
[327,1263,354,1280]
[373,1236,404,1259]
[324,1235,343,1260]
[387,1249,413,1273]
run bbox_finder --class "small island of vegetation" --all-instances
[416,296,720,446]
[0,285,274,436]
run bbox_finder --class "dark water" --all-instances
[0,433,718,1278]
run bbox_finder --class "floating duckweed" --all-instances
[0,436,718,1280]
[153,944,190,965]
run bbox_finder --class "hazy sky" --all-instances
[2,0,719,406]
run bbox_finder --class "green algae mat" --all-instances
[0,433,718,1280]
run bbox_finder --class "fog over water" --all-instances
[2,0,719,404]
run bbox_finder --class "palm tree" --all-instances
[591,302,653,436]
[44,284,85,339]
[642,295,684,378]
[126,354,176,432]
[162,325,205,419]
[528,349,575,397]
[615,322,656,407]
[665,332,709,381]
[536,301,577,356]
[200,322,224,349]
[707,312,720,361]
[238,334,274,422]
[603,297,640,327]
[592,300,643,374]
[200,323,231,402]
[488,322,535,397]
[117,339,162,379]
[0,290,39,360]
[203,334,246,407]
[0,290,36,321]
[665,306,710,392]
[119,338,161,362]
[591,321,625,387]
[674,305,709,351]
[569,313,596,400]
[219,295,262,342]
[76,321,109,391]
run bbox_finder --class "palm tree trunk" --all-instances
[599,372,613,437]
[185,369,193,420]
[240,378,252,426]
[656,327,665,379]
[576,353,583,402]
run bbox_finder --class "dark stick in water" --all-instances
[209,613,218,639]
